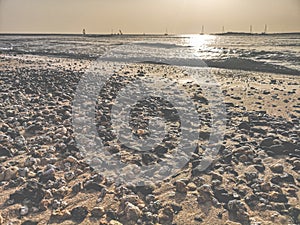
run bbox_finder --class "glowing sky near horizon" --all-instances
[0,0,299,34]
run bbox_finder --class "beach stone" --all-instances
[72,183,82,194]
[20,205,29,216]
[260,137,274,147]
[292,160,300,170]
[261,182,271,192]
[171,203,182,213]
[0,172,4,182]
[71,206,88,222]
[0,214,3,225]
[175,180,187,193]
[271,173,295,184]
[158,206,174,224]
[254,164,265,173]
[270,164,284,173]
[25,124,43,135]
[269,192,288,203]
[125,202,142,221]
[213,187,234,204]
[21,220,38,225]
[132,182,155,195]
[289,206,300,224]
[64,171,75,181]
[84,180,104,191]
[91,207,105,218]
[9,181,45,204]
[0,147,13,157]
[268,145,284,155]
[238,121,250,131]
[4,167,18,181]
[227,200,249,222]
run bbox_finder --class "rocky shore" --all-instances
[0,53,299,225]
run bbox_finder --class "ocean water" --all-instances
[0,34,300,75]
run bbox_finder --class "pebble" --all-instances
[0,214,3,225]
[158,206,174,224]
[175,180,187,193]
[3,166,18,181]
[91,207,105,218]
[292,160,300,170]
[71,206,88,222]
[20,205,29,216]
[125,202,142,221]
[238,121,250,130]
[21,220,38,225]
[64,171,75,181]
[270,164,284,173]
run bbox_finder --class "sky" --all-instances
[0,0,299,34]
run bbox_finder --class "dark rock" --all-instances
[39,168,56,183]
[194,215,203,222]
[238,121,250,131]
[254,164,265,173]
[25,124,43,134]
[199,131,210,140]
[269,192,288,203]
[71,206,88,222]
[260,137,274,147]
[289,206,300,224]
[106,209,118,220]
[141,153,157,165]
[84,180,104,191]
[213,187,234,204]
[245,194,259,207]
[171,203,182,214]
[270,164,284,173]
[91,207,105,218]
[227,200,249,222]
[271,173,295,184]
[9,181,45,205]
[154,144,168,155]
[267,144,284,155]
[245,172,258,182]
[72,183,82,194]
[0,147,13,157]
[21,220,38,225]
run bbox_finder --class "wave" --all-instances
[205,58,300,75]
[134,42,186,49]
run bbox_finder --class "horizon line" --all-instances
[1,31,300,36]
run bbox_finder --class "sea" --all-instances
[0,34,300,75]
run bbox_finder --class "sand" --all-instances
[0,52,299,225]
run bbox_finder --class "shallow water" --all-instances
[0,34,300,75]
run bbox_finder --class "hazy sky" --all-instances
[0,0,299,34]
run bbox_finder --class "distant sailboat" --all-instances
[222,26,225,34]
[200,25,204,35]
[82,29,86,36]
[164,28,168,36]
[262,24,267,34]
[250,25,253,34]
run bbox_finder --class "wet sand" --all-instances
[0,53,299,225]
